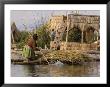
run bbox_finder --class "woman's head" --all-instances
[33,34,38,40]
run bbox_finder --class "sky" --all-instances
[11,10,100,31]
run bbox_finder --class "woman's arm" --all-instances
[32,40,40,51]
[31,40,36,50]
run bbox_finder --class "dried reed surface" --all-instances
[11,49,99,65]
[43,50,91,65]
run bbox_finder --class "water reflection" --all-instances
[11,62,100,77]
[23,65,37,76]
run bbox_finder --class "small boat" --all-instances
[11,59,49,65]
[11,50,49,65]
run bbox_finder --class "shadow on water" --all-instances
[11,61,100,77]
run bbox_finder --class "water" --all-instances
[11,62,100,77]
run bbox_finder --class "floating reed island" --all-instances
[11,49,100,65]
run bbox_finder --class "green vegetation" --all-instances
[62,27,81,42]
[12,22,51,49]
[62,27,99,44]
[44,50,90,64]
[16,31,30,49]
[68,27,81,42]
[35,24,51,49]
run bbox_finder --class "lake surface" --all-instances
[11,62,100,77]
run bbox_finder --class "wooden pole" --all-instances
[81,31,84,44]
[97,30,99,50]
[81,25,84,44]
[66,12,69,50]
[81,25,84,50]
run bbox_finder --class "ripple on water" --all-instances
[11,62,100,77]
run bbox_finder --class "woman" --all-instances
[22,34,39,61]
[51,29,56,41]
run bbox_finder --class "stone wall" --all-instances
[60,42,98,51]
[49,15,67,49]
[49,14,100,50]
[68,14,100,31]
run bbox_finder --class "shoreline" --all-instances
[11,49,100,65]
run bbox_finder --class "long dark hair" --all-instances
[33,34,38,40]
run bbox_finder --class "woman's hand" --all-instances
[35,47,41,51]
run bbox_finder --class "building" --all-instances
[68,14,100,44]
[49,14,100,50]
[49,15,67,50]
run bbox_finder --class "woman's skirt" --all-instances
[22,45,35,59]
